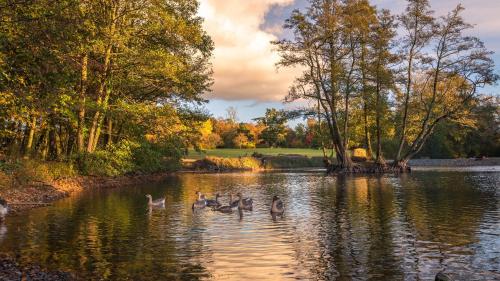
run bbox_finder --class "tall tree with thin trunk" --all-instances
[394,0,435,167]
[274,0,365,171]
[367,10,397,165]
[393,4,498,169]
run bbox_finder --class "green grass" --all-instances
[187,148,327,159]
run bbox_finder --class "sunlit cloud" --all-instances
[199,0,300,102]
[199,0,499,107]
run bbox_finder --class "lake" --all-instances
[0,171,499,280]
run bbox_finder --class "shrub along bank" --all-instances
[189,154,325,171]
[0,139,182,190]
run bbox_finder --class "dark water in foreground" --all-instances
[1,171,499,280]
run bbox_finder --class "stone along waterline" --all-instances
[0,171,498,280]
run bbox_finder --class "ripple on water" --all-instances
[0,171,499,280]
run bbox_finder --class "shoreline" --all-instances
[1,157,499,214]
[0,172,173,213]
[0,160,498,280]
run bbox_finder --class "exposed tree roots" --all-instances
[326,162,411,175]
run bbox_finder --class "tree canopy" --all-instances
[273,0,498,171]
[0,0,213,169]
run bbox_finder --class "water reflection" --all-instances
[0,171,499,280]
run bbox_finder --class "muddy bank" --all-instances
[0,172,172,213]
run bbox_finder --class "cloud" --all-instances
[199,0,499,103]
[199,0,299,101]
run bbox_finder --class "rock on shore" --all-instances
[0,255,75,280]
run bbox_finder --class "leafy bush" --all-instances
[77,139,183,176]
[132,140,182,174]
[77,140,137,176]
[194,156,261,171]
[0,159,77,186]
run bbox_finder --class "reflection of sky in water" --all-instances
[0,171,499,280]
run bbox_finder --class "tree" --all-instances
[392,4,498,169]
[212,118,238,147]
[394,0,436,165]
[274,0,372,170]
[0,0,214,163]
[226,106,238,123]
[255,108,288,148]
[233,133,249,149]
[274,0,497,172]
[367,10,397,165]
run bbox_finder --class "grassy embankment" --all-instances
[185,148,328,171]
[0,148,326,210]
[0,159,175,212]
[0,140,182,209]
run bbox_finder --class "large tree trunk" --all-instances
[393,158,411,173]
[91,86,111,152]
[329,118,353,170]
[77,53,88,153]
[86,97,101,153]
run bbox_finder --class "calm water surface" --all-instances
[1,171,499,280]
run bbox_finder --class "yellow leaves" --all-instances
[403,73,477,144]
[232,133,249,149]
[199,120,213,138]
[0,91,15,107]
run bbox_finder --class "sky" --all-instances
[198,0,500,123]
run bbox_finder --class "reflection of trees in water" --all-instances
[364,177,403,279]
[308,175,361,280]
[1,172,497,280]
[2,184,211,280]
[306,173,497,280]
[391,173,498,280]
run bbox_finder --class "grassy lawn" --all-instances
[186,148,326,159]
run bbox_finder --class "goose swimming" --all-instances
[270,195,284,215]
[236,192,253,211]
[145,194,165,207]
[192,191,207,209]
[229,194,239,208]
[205,193,221,207]
[215,195,237,213]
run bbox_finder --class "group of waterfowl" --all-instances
[144,192,285,216]
[192,191,255,213]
